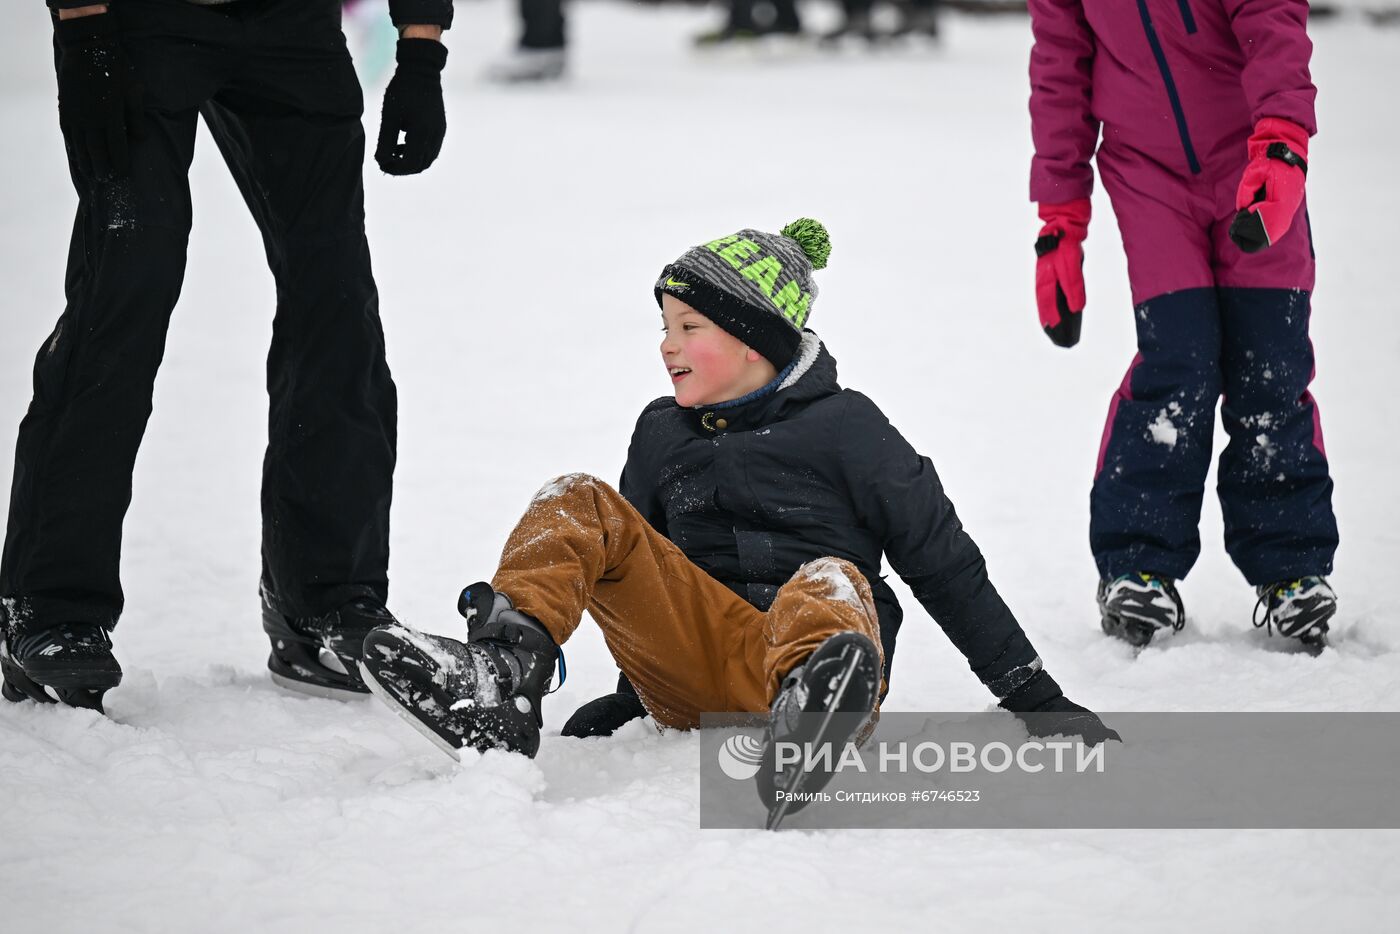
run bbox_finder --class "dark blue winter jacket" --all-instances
[617,332,1044,701]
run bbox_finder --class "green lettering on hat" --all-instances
[773,280,811,327]
[716,238,761,269]
[739,256,782,298]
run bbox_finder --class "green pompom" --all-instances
[780,217,831,270]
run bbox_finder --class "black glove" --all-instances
[375,38,447,176]
[561,691,647,739]
[54,12,142,180]
[1000,670,1121,746]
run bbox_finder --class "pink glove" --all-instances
[1229,117,1309,253]
[1034,199,1090,348]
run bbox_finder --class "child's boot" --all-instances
[1253,576,1335,654]
[360,582,559,760]
[1098,572,1185,647]
[757,631,880,829]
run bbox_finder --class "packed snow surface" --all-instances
[2,3,1398,932]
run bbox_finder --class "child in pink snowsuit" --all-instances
[1028,0,1338,649]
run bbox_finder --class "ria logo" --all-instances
[717,733,765,781]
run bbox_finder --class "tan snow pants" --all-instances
[492,474,884,730]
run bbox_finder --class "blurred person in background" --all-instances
[694,0,942,48]
[820,0,942,45]
[693,0,805,46]
[486,0,567,82]
[0,0,453,714]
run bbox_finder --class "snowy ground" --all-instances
[2,3,1398,932]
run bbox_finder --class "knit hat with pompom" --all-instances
[654,218,831,369]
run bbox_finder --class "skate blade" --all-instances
[359,661,464,763]
[3,676,110,712]
[1256,629,1330,657]
[268,670,372,702]
[1100,612,1170,650]
[1,649,114,710]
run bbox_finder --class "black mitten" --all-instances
[54,12,142,180]
[375,38,448,176]
[561,691,647,739]
[1000,669,1120,746]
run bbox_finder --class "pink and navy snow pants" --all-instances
[1088,117,1337,588]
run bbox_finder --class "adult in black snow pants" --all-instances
[0,0,454,713]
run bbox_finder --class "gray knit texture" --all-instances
[659,227,819,331]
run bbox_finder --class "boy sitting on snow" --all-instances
[359,219,1115,801]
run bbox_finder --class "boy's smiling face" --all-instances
[660,294,778,408]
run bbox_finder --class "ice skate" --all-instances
[1253,576,1335,655]
[484,47,566,84]
[888,4,941,42]
[818,12,880,48]
[359,582,561,760]
[758,631,880,830]
[263,594,396,699]
[1098,572,1185,647]
[1,607,121,713]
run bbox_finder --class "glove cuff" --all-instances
[1037,198,1091,242]
[1249,117,1310,162]
[53,9,116,47]
[998,669,1064,713]
[395,37,448,74]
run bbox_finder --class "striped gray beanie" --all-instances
[654,218,831,369]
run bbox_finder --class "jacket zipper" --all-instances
[1177,0,1197,34]
[1136,0,1201,175]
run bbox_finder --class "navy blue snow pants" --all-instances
[1090,287,1337,586]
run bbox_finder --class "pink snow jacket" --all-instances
[1029,0,1316,203]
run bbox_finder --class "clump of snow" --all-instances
[1255,432,1279,469]
[798,558,866,611]
[1148,409,1179,448]
[532,472,593,504]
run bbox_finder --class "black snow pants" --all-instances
[1,0,396,630]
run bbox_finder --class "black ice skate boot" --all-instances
[359,582,561,760]
[1098,572,1185,647]
[1253,576,1336,655]
[263,593,397,699]
[757,631,880,830]
[819,10,879,47]
[1,602,122,712]
[889,1,941,41]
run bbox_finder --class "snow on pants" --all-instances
[0,0,395,628]
[1090,146,1337,586]
[491,474,884,730]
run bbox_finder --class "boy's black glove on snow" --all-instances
[375,38,447,176]
[54,12,143,180]
[999,670,1120,746]
[561,691,647,739]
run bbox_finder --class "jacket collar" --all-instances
[687,331,839,434]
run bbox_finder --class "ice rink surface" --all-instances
[1,3,1397,931]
